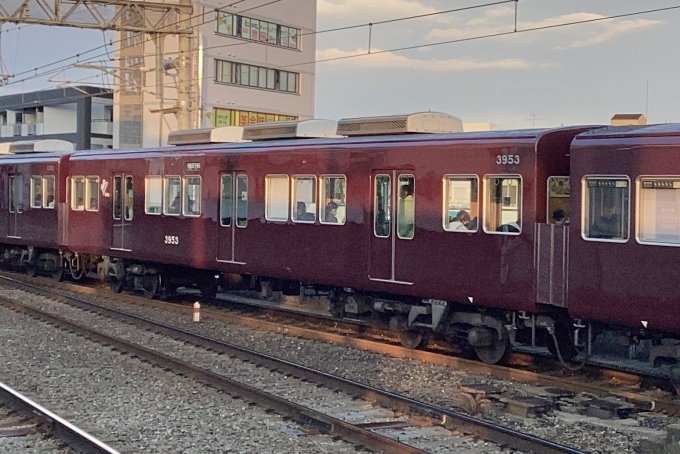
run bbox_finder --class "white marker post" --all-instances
[193,302,201,322]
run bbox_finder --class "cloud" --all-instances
[318,0,450,23]
[316,47,536,70]
[426,11,660,49]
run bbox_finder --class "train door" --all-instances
[7,175,22,239]
[216,172,248,264]
[111,174,133,251]
[536,176,570,307]
[368,171,415,285]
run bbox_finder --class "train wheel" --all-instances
[474,334,510,364]
[109,276,124,293]
[398,331,424,349]
[199,280,217,299]
[142,275,160,299]
[51,265,64,282]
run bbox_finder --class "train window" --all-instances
[320,175,346,225]
[9,176,22,213]
[145,176,162,215]
[86,177,99,211]
[71,177,85,211]
[484,176,522,234]
[292,175,316,223]
[30,176,42,209]
[374,175,391,237]
[124,176,133,221]
[164,176,181,216]
[397,175,415,239]
[236,175,248,228]
[266,174,289,221]
[183,176,201,217]
[113,176,122,220]
[220,175,233,226]
[43,176,55,209]
[583,177,629,242]
[637,178,680,245]
[443,176,478,232]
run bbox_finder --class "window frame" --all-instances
[30,175,42,209]
[163,175,181,216]
[9,175,22,214]
[319,174,346,226]
[85,176,100,212]
[124,175,133,221]
[374,174,391,238]
[145,175,163,215]
[265,174,290,222]
[396,174,415,240]
[220,174,233,227]
[291,174,317,224]
[581,174,630,243]
[442,174,479,233]
[634,175,680,247]
[236,174,248,228]
[42,176,55,209]
[482,174,523,236]
[182,175,202,217]
[71,176,85,211]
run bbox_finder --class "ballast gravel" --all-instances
[2,283,667,453]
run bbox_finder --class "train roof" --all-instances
[70,126,591,160]
[575,123,680,140]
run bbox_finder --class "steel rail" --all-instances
[0,277,588,454]
[0,296,426,454]
[0,380,120,454]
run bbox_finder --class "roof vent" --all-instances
[337,112,463,136]
[7,140,75,154]
[167,126,246,146]
[243,119,340,141]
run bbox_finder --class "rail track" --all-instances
[0,379,119,453]
[0,272,590,454]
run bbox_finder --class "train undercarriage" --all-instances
[2,243,678,368]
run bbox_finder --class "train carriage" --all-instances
[0,140,73,278]
[569,124,680,345]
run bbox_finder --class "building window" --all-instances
[86,176,99,211]
[444,176,478,232]
[292,175,316,223]
[71,176,85,211]
[164,176,181,216]
[583,176,629,242]
[145,176,162,214]
[215,59,299,94]
[266,175,289,221]
[485,176,521,234]
[213,108,298,127]
[320,175,346,225]
[216,12,301,50]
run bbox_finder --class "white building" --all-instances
[114,0,317,148]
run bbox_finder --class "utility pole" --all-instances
[526,113,545,128]
[176,0,192,131]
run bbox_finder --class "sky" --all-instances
[1,0,680,129]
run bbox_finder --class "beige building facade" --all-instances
[114,0,317,148]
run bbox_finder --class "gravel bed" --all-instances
[0,287,514,454]
[0,302,363,453]
[10,282,671,453]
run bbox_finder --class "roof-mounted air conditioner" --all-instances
[7,140,75,154]
[167,126,246,146]
[243,119,340,141]
[337,112,463,136]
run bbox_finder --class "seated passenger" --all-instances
[552,209,569,226]
[324,201,338,223]
[448,210,471,230]
[296,201,315,222]
[46,195,54,208]
[497,221,521,233]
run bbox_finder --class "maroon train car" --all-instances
[568,124,680,353]
[62,114,591,363]
[0,140,73,278]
